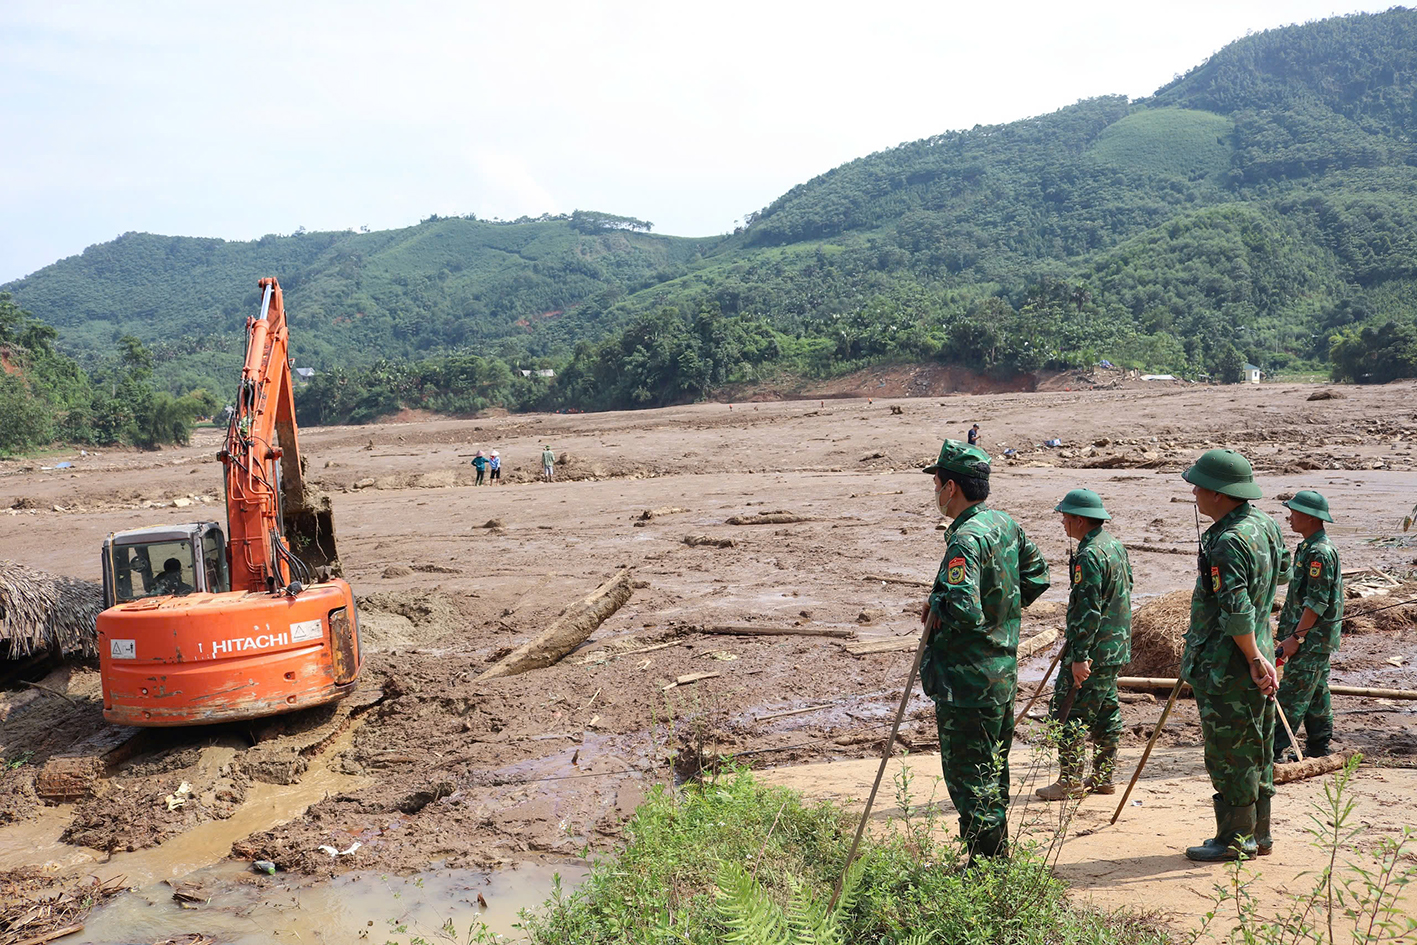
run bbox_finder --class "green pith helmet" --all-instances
[1182,448,1261,500]
[1283,489,1333,523]
[923,439,991,478]
[1055,488,1111,520]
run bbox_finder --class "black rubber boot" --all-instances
[1255,794,1272,857]
[1305,736,1331,759]
[1185,794,1258,862]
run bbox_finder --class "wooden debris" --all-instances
[701,624,856,639]
[639,506,689,520]
[1123,542,1193,556]
[844,636,917,656]
[726,511,808,525]
[663,671,720,692]
[1116,676,1417,701]
[477,568,634,680]
[684,534,737,548]
[577,639,681,664]
[849,490,904,499]
[1017,628,1059,660]
[760,703,833,721]
[862,573,929,587]
[1275,750,1361,784]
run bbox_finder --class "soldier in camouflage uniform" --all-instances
[920,440,1050,860]
[1036,489,1132,800]
[1274,490,1343,762]
[1180,449,1288,862]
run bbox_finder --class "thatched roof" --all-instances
[0,560,102,659]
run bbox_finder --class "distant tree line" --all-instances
[0,294,213,454]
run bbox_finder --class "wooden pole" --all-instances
[1111,676,1184,825]
[1016,647,1063,724]
[828,620,931,912]
[1116,676,1417,702]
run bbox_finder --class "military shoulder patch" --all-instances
[1072,563,1082,585]
[947,556,966,585]
[1309,560,1323,579]
[1211,565,1222,593]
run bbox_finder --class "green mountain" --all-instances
[9,7,1417,417]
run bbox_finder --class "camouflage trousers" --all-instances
[1275,652,1333,756]
[1047,665,1123,775]
[934,700,1013,844]
[1194,682,1275,808]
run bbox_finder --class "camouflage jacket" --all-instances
[1277,529,1343,654]
[1063,527,1133,668]
[923,503,1051,707]
[1181,502,1289,694]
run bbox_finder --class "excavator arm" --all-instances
[221,277,337,592]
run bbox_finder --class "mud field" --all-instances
[3,378,1417,937]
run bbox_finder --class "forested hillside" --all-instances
[8,8,1417,426]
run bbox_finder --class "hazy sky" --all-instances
[0,1,1394,284]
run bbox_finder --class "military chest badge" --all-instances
[1211,565,1222,592]
[1309,560,1323,578]
[947,556,966,585]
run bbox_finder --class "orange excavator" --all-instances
[96,277,360,726]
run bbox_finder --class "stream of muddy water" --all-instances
[0,726,586,942]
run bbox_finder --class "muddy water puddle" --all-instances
[77,861,588,944]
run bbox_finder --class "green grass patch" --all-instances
[515,769,1168,945]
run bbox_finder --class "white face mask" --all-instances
[935,481,950,517]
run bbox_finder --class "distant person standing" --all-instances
[471,450,488,486]
[489,450,501,484]
[541,445,556,482]
[968,424,981,446]
[1274,491,1343,762]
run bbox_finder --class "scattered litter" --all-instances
[1044,439,1063,448]
[318,841,362,857]
[252,860,277,875]
[54,461,72,469]
[705,650,738,661]
[1387,656,1406,667]
[165,781,193,811]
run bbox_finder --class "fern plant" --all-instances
[713,859,932,945]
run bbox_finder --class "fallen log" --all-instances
[1275,750,1361,785]
[700,625,856,639]
[726,512,808,525]
[1117,676,1417,701]
[684,534,737,548]
[476,568,633,680]
[862,573,930,587]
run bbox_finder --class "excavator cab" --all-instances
[102,523,231,607]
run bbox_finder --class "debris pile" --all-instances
[1122,590,1192,677]
[0,560,103,660]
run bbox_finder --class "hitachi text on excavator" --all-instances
[96,277,361,726]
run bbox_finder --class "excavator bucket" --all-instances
[285,491,341,578]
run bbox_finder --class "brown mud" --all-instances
[2,379,1416,935]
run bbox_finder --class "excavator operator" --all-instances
[153,557,194,596]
